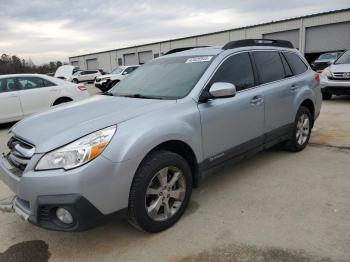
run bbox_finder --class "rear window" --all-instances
[253,51,285,84]
[283,52,308,75]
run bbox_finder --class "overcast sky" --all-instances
[0,0,349,64]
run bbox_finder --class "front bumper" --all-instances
[320,75,350,95]
[94,79,109,91]
[0,153,140,231]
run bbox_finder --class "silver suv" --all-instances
[0,39,322,233]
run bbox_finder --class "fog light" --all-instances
[56,208,73,224]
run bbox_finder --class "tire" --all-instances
[128,150,193,233]
[284,106,312,152]
[72,79,79,84]
[322,92,332,100]
[53,98,72,106]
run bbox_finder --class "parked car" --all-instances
[0,74,90,124]
[54,65,80,80]
[311,52,343,72]
[94,65,139,92]
[320,49,350,100]
[0,39,321,233]
[69,70,102,83]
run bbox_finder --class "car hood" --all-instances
[11,95,176,153]
[329,63,350,72]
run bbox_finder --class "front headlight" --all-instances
[321,67,332,77]
[36,126,116,170]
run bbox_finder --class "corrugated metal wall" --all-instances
[69,9,350,72]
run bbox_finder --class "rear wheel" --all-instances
[284,106,312,152]
[128,150,192,233]
[322,92,332,100]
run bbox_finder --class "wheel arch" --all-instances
[141,140,200,188]
[299,99,315,127]
[52,96,73,106]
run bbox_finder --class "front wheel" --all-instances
[284,106,312,152]
[128,150,192,233]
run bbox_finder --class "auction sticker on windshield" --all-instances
[185,56,213,63]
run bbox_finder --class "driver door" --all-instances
[198,52,265,167]
[0,77,23,123]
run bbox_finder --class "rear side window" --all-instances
[253,51,285,84]
[42,78,56,87]
[17,77,45,90]
[210,52,255,91]
[283,52,308,75]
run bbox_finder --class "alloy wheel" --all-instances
[296,113,310,146]
[145,166,186,222]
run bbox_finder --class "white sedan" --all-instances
[0,74,90,124]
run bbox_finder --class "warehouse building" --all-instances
[69,8,350,72]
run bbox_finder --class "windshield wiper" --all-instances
[119,94,164,99]
[101,92,113,96]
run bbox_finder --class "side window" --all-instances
[0,78,16,93]
[124,67,137,74]
[17,77,45,90]
[42,78,56,87]
[253,51,285,84]
[283,52,308,75]
[280,53,293,77]
[210,52,255,91]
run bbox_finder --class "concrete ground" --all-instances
[0,86,349,262]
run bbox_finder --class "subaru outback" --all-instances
[0,39,322,233]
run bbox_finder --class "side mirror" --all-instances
[122,71,128,75]
[209,82,236,98]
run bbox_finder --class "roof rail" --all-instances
[163,46,209,55]
[222,39,294,50]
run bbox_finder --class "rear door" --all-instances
[0,77,23,123]
[252,50,297,142]
[198,52,265,166]
[16,76,58,117]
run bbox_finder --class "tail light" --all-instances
[77,84,87,91]
[314,73,320,84]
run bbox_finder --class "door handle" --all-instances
[8,94,18,98]
[50,89,58,92]
[251,96,264,105]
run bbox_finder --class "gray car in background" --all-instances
[0,39,322,233]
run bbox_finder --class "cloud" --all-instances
[0,0,349,64]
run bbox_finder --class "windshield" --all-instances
[110,56,213,99]
[72,70,82,76]
[111,67,124,74]
[335,50,350,65]
[318,53,338,60]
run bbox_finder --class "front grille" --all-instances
[6,136,35,175]
[39,206,52,222]
[331,72,350,80]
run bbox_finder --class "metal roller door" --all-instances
[263,29,300,49]
[86,59,98,70]
[71,61,79,68]
[305,22,350,53]
[124,53,138,65]
[138,51,153,64]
